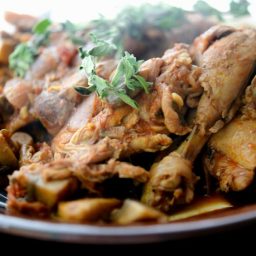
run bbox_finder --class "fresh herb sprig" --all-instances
[230,0,250,17]
[75,35,151,109]
[193,1,224,21]
[90,4,186,47]
[62,20,86,45]
[193,0,250,21]
[9,18,52,77]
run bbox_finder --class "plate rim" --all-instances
[0,209,255,244]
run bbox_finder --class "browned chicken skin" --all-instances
[204,77,256,192]
[52,44,201,164]
[142,26,256,212]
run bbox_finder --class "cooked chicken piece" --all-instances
[7,162,78,211]
[2,78,43,132]
[2,57,116,135]
[142,152,197,211]
[30,71,87,135]
[142,26,256,212]
[155,44,202,135]
[1,33,83,133]
[33,91,76,135]
[33,59,117,136]
[38,158,149,194]
[139,58,164,82]
[192,25,235,65]
[19,142,53,167]
[52,44,201,163]
[241,77,256,120]
[1,73,76,133]
[204,77,256,192]
[73,159,149,193]
[204,149,255,192]
[3,78,34,109]
[194,27,256,134]
[7,157,148,213]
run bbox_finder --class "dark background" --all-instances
[0,221,253,253]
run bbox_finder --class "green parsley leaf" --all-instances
[62,20,77,32]
[74,86,93,95]
[9,18,52,77]
[62,20,86,45]
[75,36,151,109]
[33,18,52,34]
[88,38,116,57]
[89,75,110,98]
[111,63,124,87]
[117,92,139,109]
[230,0,250,17]
[81,55,95,75]
[133,74,151,93]
[112,52,138,86]
[78,47,87,59]
[9,43,36,77]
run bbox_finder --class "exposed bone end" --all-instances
[142,152,198,212]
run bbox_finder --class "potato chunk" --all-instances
[168,195,232,221]
[35,177,77,208]
[58,198,121,222]
[112,199,167,224]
